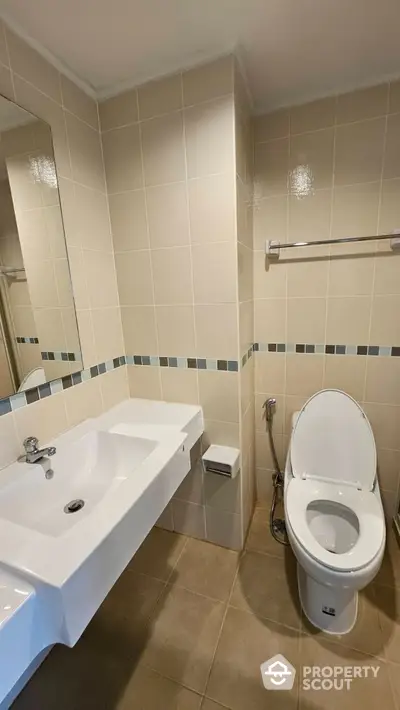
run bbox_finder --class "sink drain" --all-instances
[64,499,85,514]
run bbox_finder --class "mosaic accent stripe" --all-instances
[16,336,39,344]
[41,351,82,363]
[254,343,400,356]
[127,354,239,371]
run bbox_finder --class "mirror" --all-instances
[0,94,81,398]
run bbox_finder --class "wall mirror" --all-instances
[0,93,81,398]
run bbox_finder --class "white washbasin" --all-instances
[0,397,203,706]
[0,431,156,537]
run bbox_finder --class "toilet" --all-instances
[284,389,386,634]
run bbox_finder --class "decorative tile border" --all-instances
[16,336,39,344]
[254,342,400,356]
[126,354,239,371]
[41,351,82,363]
[241,344,256,368]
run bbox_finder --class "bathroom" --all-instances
[0,0,398,707]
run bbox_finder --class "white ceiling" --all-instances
[1,0,400,112]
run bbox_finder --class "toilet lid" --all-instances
[291,389,376,491]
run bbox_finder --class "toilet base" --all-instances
[297,564,358,635]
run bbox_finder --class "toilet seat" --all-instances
[291,389,376,491]
[286,478,385,572]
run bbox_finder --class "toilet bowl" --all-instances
[284,389,386,634]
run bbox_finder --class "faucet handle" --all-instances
[23,436,38,453]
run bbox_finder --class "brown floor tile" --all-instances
[245,506,286,558]
[230,549,301,630]
[201,700,230,710]
[302,586,385,659]
[375,584,400,664]
[172,538,239,601]
[375,526,400,589]
[116,665,202,709]
[206,606,299,710]
[388,662,400,709]
[127,527,187,581]
[139,585,226,694]
[299,634,396,709]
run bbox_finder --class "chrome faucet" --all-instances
[18,436,56,464]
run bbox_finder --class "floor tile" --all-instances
[375,527,400,589]
[139,584,226,693]
[375,584,400,664]
[116,665,202,709]
[206,606,299,710]
[230,549,301,630]
[302,586,385,658]
[201,699,230,710]
[245,506,286,558]
[299,634,396,709]
[127,527,187,581]
[172,538,239,601]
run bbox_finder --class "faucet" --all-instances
[18,436,56,464]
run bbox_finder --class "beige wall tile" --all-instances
[6,28,61,103]
[326,296,371,344]
[84,250,119,308]
[204,470,240,513]
[109,189,149,251]
[239,300,254,355]
[138,74,182,120]
[73,184,112,252]
[379,178,400,234]
[370,295,400,344]
[374,254,400,295]
[286,354,324,396]
[184,96,234,179]
[205,507,242,549]
[141,112,185,186]
[61,75,98,129]
[188,173,236,244]
[128,364,162,399]
[288,188,331,242]
[377,448,400,491]
[0,412,20,471]
[255,352,286,394]
[202,419,240,449]
[102,124,143,193]
[331,181,380,238]
[328,252,374,296]
[286,252,329,298]
[63,378,104,428]
[0,65,14,102]
[146,182,189,247]
[192,242,236,304]
[99,89,138,131]
[384,113,400,180]
[254,392,284,433]
[254,298,286,343]
[115,250,153,305]
[365,357,400,405]
[290,128,334,191]
[254,110,289,142]
[122,305,158,354]
[76,310,97,366]
[92,307,124,362]
[255,431,286,470]
[151,246,193,304]
[155,305,196,356]
[254,138,289,198]
[362,401,400,450]
[336,85,388,124]
[14,391,68,445]
[287,297,326,343]
[290,97,335,135]
[195,304,238,360]
[335,117,386,185]
[160,368,199,405]
[389,80,400,114]
[66,112,105,192]
[198,370,239,423]
[253,195,288,250]
[172,499,206,539]
[99,366,129,411]
[183,56,233,107]
[323,354,366,401]
[254,251,286,298]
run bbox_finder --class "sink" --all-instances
[0,431,157,537]
[0,397,203,704]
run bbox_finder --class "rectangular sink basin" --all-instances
[0,431,156,537]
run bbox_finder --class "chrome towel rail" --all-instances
[266,232,400,257]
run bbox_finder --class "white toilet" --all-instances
[284,389,386,634]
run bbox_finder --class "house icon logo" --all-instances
[260,654,296,691]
